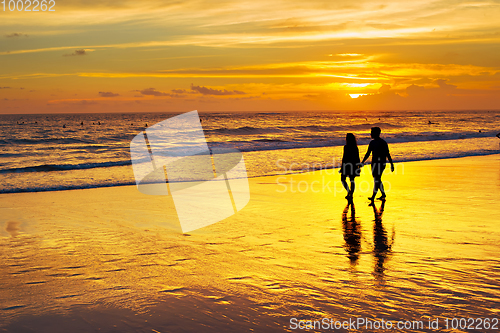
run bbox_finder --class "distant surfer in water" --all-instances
[362,127,394,202]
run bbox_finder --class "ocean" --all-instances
[1,110,499,193]
[1,111,500,332]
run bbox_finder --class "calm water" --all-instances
[0,110,499,192]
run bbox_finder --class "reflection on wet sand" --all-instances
[1,155,499,332]
[342,199,395,277]
[370,200,394,278]
[342,202,361,267]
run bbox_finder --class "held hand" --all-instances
[391,164,395,172]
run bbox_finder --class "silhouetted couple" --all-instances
[340,127,394,201]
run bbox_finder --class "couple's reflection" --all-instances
[370,200,394,277]
[342,200,394,277]
[342,201,361,267]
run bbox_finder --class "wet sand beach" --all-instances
[1,154,499,332]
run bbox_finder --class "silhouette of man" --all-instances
[362,127,394,201]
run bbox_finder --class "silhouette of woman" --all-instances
[340,133,361,199]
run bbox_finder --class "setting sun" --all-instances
[349,93,368,99]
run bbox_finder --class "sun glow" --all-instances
[0,0,499,113]
[349,94,368,99]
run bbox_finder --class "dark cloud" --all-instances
[99,91,120,97]
[137,88,171,96]
[406,84,426,96]
[52,100,98,106]
[5,33,28,38]
[378,84,391,93]
[64,49,87,57]
[435,79,457,90]
[405,79,457,98]
[136,88,184,98]
[190,84,245,95]
[348,78,489,110]
[171,89,187,94]
[0,87,11,89]
[78,100,98,105]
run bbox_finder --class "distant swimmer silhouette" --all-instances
[340,133,362,199]
[362,127,394,202]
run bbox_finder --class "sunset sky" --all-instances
[1,0,499,113]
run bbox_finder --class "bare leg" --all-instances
[370,176,381,200]
[341,175,350,194]
[349,177,355,196]
[378,180,386,199]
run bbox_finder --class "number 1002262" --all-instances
[2,0,55,11]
